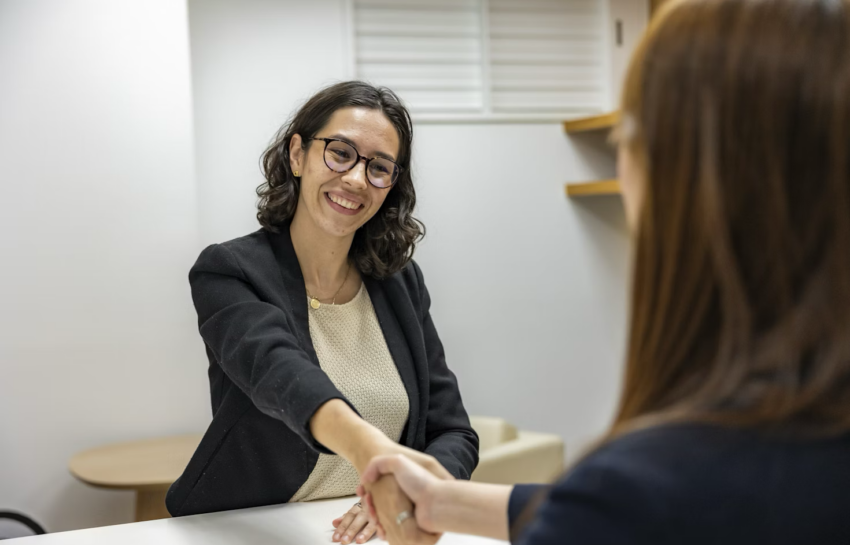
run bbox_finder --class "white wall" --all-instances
[0,0,209,532]
[188,0,352,244]
[188,0,632,459]
[413,125,630,454]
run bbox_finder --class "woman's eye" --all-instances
[372,163,390,174]
[331,149,350,160]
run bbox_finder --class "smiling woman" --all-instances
[165,82,479,545]
[257,82,423,279]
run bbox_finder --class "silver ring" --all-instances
[395,510,412,526]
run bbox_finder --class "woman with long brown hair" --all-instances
[358,0,850,543]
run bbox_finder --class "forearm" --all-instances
[430,481,513,541]
[310,399,386,471]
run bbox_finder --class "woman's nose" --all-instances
[342,158,369,189]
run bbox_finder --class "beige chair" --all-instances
[469,416,565,485]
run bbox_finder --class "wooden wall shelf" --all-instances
[563,111,619,133]
[565,180,621,197]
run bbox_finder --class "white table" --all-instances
[10,497,507,545]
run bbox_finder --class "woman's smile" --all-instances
[325,191,365,216]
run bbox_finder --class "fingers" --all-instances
[364,454,438,513]
[362,494,386,540]
[338,511,370,544]
[360,454,404,485]
[364,493,377,521]
[424,457,453,481]
[369,476,422,545]
[353,519,377,544]
[401,451,452,481]
[332,504,368,544]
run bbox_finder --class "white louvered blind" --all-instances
[354,0,484,113]
[352,0,607,119]
[488,0,605,114]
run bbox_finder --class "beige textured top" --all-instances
[289,282,410,502]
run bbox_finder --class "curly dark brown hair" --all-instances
[256,81,424,279]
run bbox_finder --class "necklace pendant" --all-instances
[309,298,321,310]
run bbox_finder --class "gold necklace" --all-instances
[306,260,351,310]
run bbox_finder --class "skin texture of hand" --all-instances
[358,454,443,535]
[311,400,454,541]
[335,446,450,544]
[361,455,513,542]
[366,475,441,545]
[332,502,377,544]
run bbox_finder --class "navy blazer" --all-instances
[508,424,850,544]
[166,227,478,516]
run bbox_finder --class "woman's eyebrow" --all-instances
[326,133,397,162]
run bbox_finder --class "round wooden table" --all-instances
[69,434,202,522]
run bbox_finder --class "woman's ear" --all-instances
[289,134,304,176]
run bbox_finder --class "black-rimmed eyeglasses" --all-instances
[308,137,401,189]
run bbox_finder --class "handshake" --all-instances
[331,439,509,545]
[354,453,450,545]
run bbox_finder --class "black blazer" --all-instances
[166,227,479,516]
[508,424,850,544]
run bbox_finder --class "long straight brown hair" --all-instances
[510,3,850,536]
[614,0,850,436]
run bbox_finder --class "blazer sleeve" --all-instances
[412,262,480,480]
[190,243,356,454]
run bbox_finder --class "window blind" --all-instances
[352,0,606,118]
[354,0,485,113]
[488,0,605,114]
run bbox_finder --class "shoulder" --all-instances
[528,424,850,544]
[559,424,753,502]
[574,422,850,496]
[193,229,276,276]
[578,423,752,474]
[519,424,750,545]
[394,259,425,292]
[213,229,273,261]
[375,259,428,310]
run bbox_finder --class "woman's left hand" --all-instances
[332,501,377,544]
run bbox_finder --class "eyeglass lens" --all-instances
[324,140,398,188]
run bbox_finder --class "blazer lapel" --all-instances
[364,275,420,448]
[265,225,319,364]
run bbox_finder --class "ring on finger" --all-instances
[396,510,413,526]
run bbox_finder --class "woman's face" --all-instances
[289,107,400,239]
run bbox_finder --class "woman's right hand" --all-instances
[358,454,446,535]
[365,474,441,545]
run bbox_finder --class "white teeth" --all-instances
[329,194,360,210]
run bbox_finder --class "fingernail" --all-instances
[358,534,365,542]
[342,536,350,544]
[333,533,340,541]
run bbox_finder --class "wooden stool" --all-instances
[69,434,202,522]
